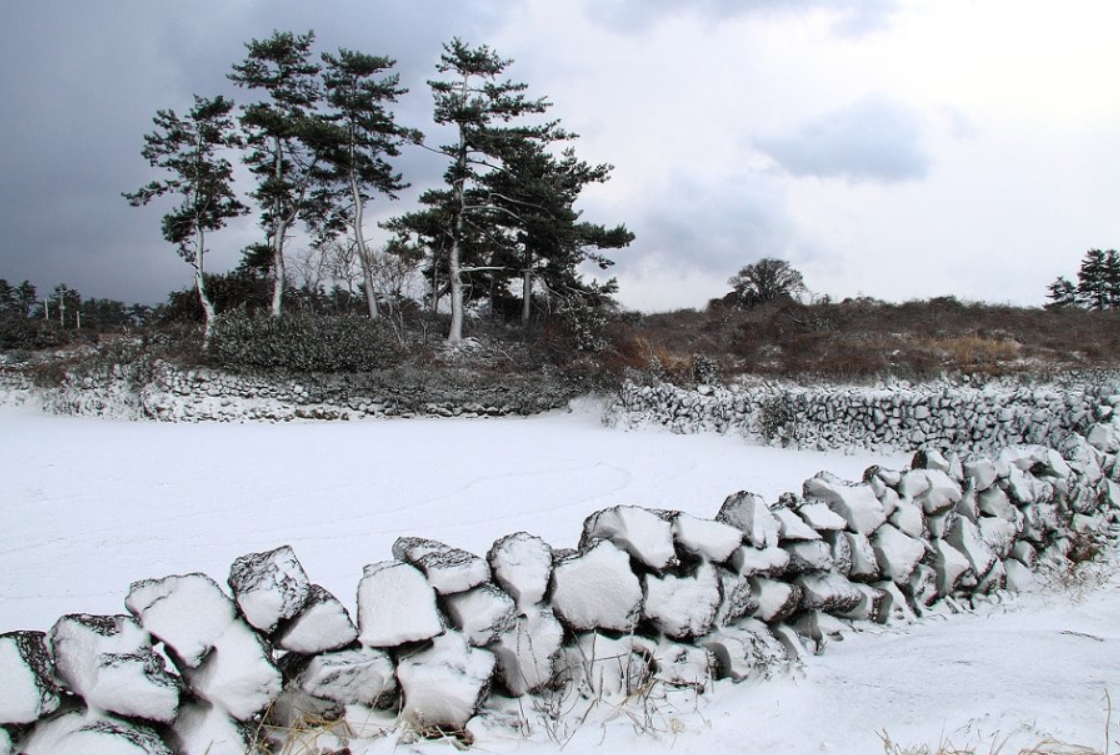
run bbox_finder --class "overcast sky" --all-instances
[1,0,1117,312]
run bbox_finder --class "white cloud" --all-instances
[756,95,932,183]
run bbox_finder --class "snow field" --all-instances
[2,399,1120,754]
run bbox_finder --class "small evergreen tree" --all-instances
[124,94,249,346]
[1077,248,1110,310]
[728,259,806,308]
[1044,276,1079,309]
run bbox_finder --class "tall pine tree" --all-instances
[124,95,248,345]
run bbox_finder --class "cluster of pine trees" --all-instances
[1045,249,1120,310]
[126,31,633,346]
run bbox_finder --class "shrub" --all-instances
[208,312,404,372]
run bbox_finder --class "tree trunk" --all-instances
[195,226,217,348]
[447,144,468,344]
[351,171,379,318]
[521,253,533,325]
[270,136,286,318]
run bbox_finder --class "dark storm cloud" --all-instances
[755,95,932,183]
[0,1,510,304]
[587,0,897,35]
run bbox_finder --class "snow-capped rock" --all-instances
[227,545,310,635]
[274,584,358,655]
[671,512,744,562]
[356,560,443,648]
[492,607,565,696]
[550,539,643,633]
[870,524,926,583]
[0,631,60,725]
[804,473,887,535]
[298,648,397,708]
[48,614,180,723]
[392,537,491,595]
[749,577,802,623]
[797,502,848,532]
[889,498,926,539]
[488,532,553,609]
[20,711,173,755]
[180,620,281,721]
[730,545,790,577]
[642,561,722,640]
[644,639,713,691]
[783,540,833,573]
[794,571,864,614]
[125,573,236,669]
[931,539,972,594]
[716,491,781,549]
[844,532,882,582]
[772,506,822,541]
[565,633,649,698]
[444,583,517,647]
[170,702,252,755]
[714,567,758,626]
[700,620,788,682]
[397,631,495,730]
[581,505,677,571]
[945,517,998,579]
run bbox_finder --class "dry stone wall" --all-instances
[606,373,1120,454]
[4,412,1120,754]
[21,361,579,422]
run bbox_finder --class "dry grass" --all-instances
[603,298,1120,382]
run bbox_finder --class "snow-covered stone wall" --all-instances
[5,360,579,422]
[606,373,1120,454]
[4,421,1120,754]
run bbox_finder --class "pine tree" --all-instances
[425,39,553,343]
[319,48,416,318]
[229,30,331,318]
[124,95,248,345]
[1104,249,1120,309]
[1077,248,1110,310]
[1044,276,1079,310]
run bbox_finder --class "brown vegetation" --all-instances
[601,296,1120,383]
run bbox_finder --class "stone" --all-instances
[566,633,649,698]
[890,498,926,539]
[49,614,180,723]
[444,584,517,647]
[642,561,722,641]
[783,540,834,572]
[716,491,781,549]
[931,539,972,594]
[357,560,444,648]
[488,532,553,609]
[0,631,60,725]
[492,608,565,696]
[125,573,237,669]
[772,506,822,541]
[581,505,677,571]
[227,545,311,635]
[397,631,496,731]
[171,702,253,755]
[797,502,848,532]
[671,512,744,562]
[804,473,887,535]
[749,577,802,623]
[20,711,173,755]
[642,639,713,691]
[945,517,998,579]
[714,567,758,626]
[298,648,397,708]
[394,537,491,595]
[550,539,643,633]
[275,584,358,655]
[700,620,788,682]
[730,545,790,577]
[870,524,926,584]
[794,571,864,614]
[180,620,282,722]
[844,532,882,582]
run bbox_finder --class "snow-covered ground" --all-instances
[2,398,1118,755]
